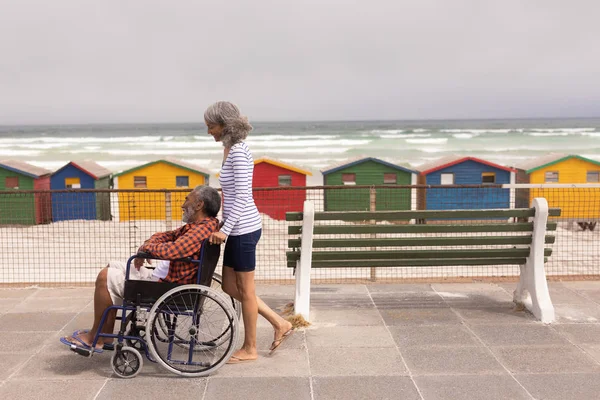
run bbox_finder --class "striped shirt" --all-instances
[219,142,262,236]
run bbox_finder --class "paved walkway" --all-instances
[2,281,600,399]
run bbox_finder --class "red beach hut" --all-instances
[252,157,312,220]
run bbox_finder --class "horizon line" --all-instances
[1,115,600,127]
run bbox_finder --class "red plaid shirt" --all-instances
[140,217,219,284]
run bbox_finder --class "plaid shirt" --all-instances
[141,217,219,284]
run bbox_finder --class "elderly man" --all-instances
[61,185,221,353]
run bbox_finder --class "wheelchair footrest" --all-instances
[70,346,92,357]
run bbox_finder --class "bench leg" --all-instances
[294,259,311,320]
[514,197,555,323]
[514,258,555,323]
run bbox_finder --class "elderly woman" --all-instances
[206,101,293,363]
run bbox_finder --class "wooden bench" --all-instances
[286,198,561,323]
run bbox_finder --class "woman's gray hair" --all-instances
[204,101,253,148]
[191,185,221,217]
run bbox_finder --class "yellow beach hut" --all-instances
[518,154,600,222]
[111,158,210,222]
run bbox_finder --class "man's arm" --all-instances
[143,223,214,260]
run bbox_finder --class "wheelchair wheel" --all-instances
[211,273,242,321]
[146,285,239,377]
[111,346,143,379]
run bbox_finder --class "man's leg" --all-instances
[66,266,116,348]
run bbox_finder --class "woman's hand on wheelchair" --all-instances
[209,231,227,245]
[133,257,151,270]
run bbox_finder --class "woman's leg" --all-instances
[222,266,293,354]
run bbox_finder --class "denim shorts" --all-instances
[223,229,262,272]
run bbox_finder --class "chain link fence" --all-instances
[0,185,598,286]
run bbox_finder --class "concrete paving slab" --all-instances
[0,353,32,380]
[402,347,505,375]
[453,307,537,324]
[0,312,76,331]
[575,289,600,303]
[309,308,383,326]
[205,377,311,400]
[580,344,600,363]
[310,295,375,309]
[306,326,395,348]
[0,299,23,313]
[214,349,310,378]
[309,347,407,376]
[0,332,52,353]
[13,350,114,380]
[554,304,600,323]
[469,324,570,346]
[313,376,420,400]
[366,284,434,293]
[414,374,531,400]
[0,289,37,299]
[8,297,90,313]
[30,288,94,298]
[516,373,600,400]
[96,377,206,399]
[546,286,591,304]
[561,281,600,290]
[311,284,369,295]
[389,325,480,348]
[432,283,508,293]
[491,345,600,373]
[554,323,600,344]
[0,379,106,400]
[415,374,531,400]
[379,308,462,326]
[370,292,445,309]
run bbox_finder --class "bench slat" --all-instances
[286,208,561,221]
[286,248,553,262]
[288,257,530,268]
[285,208,561,221]
[288,235,556,248]
[287,222,558,235]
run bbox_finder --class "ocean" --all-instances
[1,118,599,186]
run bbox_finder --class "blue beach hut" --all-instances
[418,156,516,210]
[50,161,112,221]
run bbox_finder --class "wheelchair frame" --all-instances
[72,240,240,378]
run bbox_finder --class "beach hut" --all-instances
[50,161,112,221]
[0,160,52,225]
[321,157,418,211]
[252,157,312,220]
[111,158,210,222]
[418,156,516,210]
[516,154,600,222]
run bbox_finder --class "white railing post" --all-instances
[294,200,315,320]
[514,197,555,323]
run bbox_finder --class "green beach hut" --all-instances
[0,160,52,225]
[321,157,418,211]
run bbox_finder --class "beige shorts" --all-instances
[106,261,157,305]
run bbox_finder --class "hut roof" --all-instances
[113,158,210,178]
[519,154,600,174]
[54,161,112,179]
[254,156,313,176]
[0,160,51,178]
[419,155,515,175]
[321,156,418,175]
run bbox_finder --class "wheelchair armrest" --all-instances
[135,252,194,263]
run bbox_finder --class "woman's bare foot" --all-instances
[227,348,258,364]
[270,320,294,353]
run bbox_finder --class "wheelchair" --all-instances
[72,240,241,378]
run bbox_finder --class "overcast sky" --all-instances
[1,0,599,124]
